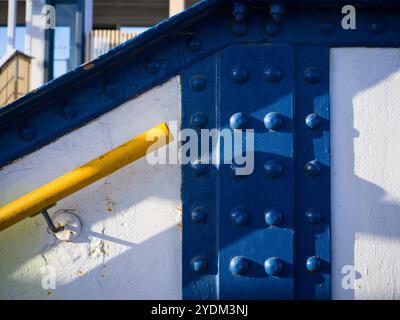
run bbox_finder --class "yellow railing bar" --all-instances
[0,123,172,232]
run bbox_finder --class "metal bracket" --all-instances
[41,209,64,233]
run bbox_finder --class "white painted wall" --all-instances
[331,48,400,299]
[25,0,47,89]
[0,77,182,299]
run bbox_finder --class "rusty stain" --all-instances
[177,206,183,231]
[83,62,94,70]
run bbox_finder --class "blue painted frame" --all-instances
[0,0,399,300]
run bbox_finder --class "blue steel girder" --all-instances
[182,43,330,300]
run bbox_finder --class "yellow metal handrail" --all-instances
[0,123,172,232]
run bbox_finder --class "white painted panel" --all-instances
[331,48,400,300]
[0,77,182,299]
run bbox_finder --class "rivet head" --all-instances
[104,84,118,97]
[230,208,249,226]
[305,208,322,224]
[191,207,207,224]
[231,65,249,83]
[369,19,386,34]
[231,21,247,37]
[146,61,160,74]
[265,21,282,37]
[264,208,282,226]
[191,161,208,177]
[264,67,282,82]
[190,75,207,91]
[190,113,208,128]
[264,160,283,179]
[304,67,321,84]
[230,256,249,275]
[304,160,321,177]
[18,125,36,141]
[264,257,283,276]
[264,112,283,131]
[319,19,335,35]
[60,104,77,120]
[306,256,321,272]
[230,112,248,130]
[191,256,207,273]
[188,39,201,52]
[305,113,320,130]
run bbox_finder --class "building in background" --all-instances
[0,0,198,106]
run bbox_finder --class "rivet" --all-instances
[230,208,249,226]
[304,67,321,84]
[264,160,283,179]
[369,19,386,34]
[264,208,282,226]
[60,104,77,120]
[18,125,36,141]
[190,75,207,91]
[265,21,282,37]
[230,256,249,275]
[264,257,283,276]
[306,256,321,272]
[270,4,285,23]
[305,208,322,224]
[264,66,282,82]
[105,84,118,97]
[231,21,247,37]
[188,39,201,52]
[191,161,208,177]
[146,61,160,74]
[190,113,208,128]
[191,256,207,273]
[305,113,320,130]
[230,112,248,130]
[231,65,249,83]
[232,2,248,37]
[319,19,335,35]
[264,112,283,131]
[304,160,321,177]
[191,207,207,224]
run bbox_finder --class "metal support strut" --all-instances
[41,210,64,233]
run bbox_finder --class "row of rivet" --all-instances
[231,2,386,38]
[191,255,321,275]
[191,207,322,226]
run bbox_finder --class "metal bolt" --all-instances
[304,67,321,84]
[270,3,285,23]
[230,256,249,275]
[304,160,321,177]
[191,161,208,177]
[188,39,201,52]
[191,207,207,224]
[264,208,282,226]
[265,21,282,37]
[230,112,248,130]
[60,104,77,120]
[305,113,320,130]
[190,113,208,128]
[18,125,36,141]
[264,257,283,276]
[190,75,207,91]
[146,61,160,74]
[306,256,321,272]
[264,66,282,82]
[264,160,283,179]
[230,208,249,226]
[231,65,249,83]
[319,19,335,35]
[232,2,248,37]
[369,19,386,34]
[191,256,207,273]
[264,112,283,131]
[305,208,322,224]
